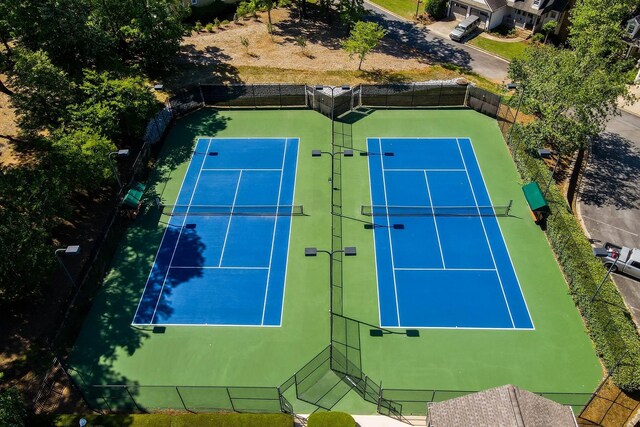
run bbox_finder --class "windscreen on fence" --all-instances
[467,86,501,118]
[200,84,306,108]
[359,83,468,108]
[169,86,204,116]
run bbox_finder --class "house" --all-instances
[447,0,571,33]
[624,16,640,58]
[426,384,578,427]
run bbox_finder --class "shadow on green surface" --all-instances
[67,109,229,411]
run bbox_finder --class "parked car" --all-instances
[595,242,640,280]
[449,15,480,42]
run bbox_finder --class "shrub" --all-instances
[214,17,221,28]
[0,388,26,427]
[424,0,447,20]
[221,19,230,26]
[205,23,214,32]
[194,21,203,32]
[531,33,544,43]
[308,412,356,427]
[509,124,640,391]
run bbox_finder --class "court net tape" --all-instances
[361,202,512,217]
[160,204,305,216]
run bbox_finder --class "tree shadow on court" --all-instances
[579,132,640,210]
[66,110,228,411]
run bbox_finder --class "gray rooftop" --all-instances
[427,384,577,427]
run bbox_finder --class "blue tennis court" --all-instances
[367,137,533,329]
[133,137,299,326]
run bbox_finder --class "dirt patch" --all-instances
[0,76,20,166]
[169,8,456,89]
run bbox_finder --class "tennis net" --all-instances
[361,202,512,217]
[160,204,305,216]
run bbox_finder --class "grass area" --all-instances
[67,108,601,415]
[365,0,419,20]
[44,413,293,427]
[467,36,529,61]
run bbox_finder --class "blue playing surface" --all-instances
[133,138,299,326]
[367,138,533,329]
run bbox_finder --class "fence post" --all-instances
[175,386,192,413]
[227,388,236,412]
[464,83,470,107]
[410,83,416,107]
[279,84,283,109]
[125,386,144,413]
[198,84,205,106]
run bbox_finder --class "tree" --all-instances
[68,70,158,140]
[343,21,386,70]
[9,49,77,135]
[254,0,276,24]
[0,166,69,304]
[569,0,637,63]
[50,128,117,191]
[425,0,447,20]
[508,44,629,155]
[0,388,26,427]
[337,0,365,27]
[541,20,557,44]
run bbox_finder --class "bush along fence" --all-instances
[39,83,639,426]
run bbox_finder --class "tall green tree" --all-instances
[509,45,629,155]
[50,129,117,191]
[342,21,386,70]
[425,0,447,20]
[0,166,70,304]
[9,49,77,135]
[569,0,637,62]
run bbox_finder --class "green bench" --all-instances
[122,182,146,214]
[522,182,550,225]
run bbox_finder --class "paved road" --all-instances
[577,110,640,322]
[363,1,509,82]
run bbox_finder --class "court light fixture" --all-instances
[537,148,552,159]
[311,149,353,158]
[370,328,420,337]
[304,247,356,256]
[506,83,518,90]
[109,149,130,188]
[55,245,81,290]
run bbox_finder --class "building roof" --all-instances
[427,384,577,427]
[506,0,570,16]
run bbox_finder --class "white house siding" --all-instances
[487,6,508,29]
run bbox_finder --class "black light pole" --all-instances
[108,149,130,188]
[415,0,422,18]
[538,148,560,198]
[305,247,357,363]
[506,83,525,146]
[592,247,620,302]
[54,245,81,290]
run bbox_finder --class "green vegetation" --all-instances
[342,21,387,70]
[308,412,356,427]
[467,37,528,61]
[509,125,640,391]
[53,413,293,426]
[507,0,639,391]
[424,0,446,20]
[0,388,26,427]
[364,0,416,20]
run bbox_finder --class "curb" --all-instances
[619,106,640,119]
[364,1,510,65]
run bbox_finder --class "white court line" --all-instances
[201,168,283,172]
[466,138,534,329]
[381,324,534,330]
[379,138,402,327]
[218,170,243,267]
[132,138,209,324]
[384,168,466,172]
[394,267,496,271]
[261,138,288,326]
[150,139,213,324]
[169,266,269,270]
[423,170,446,269]
[279,138,301,327]
[456,138,515,328]
[366,139,384,329]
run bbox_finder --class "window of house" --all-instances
[627,22,637,35]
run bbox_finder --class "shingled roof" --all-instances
[427,384,577,427]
